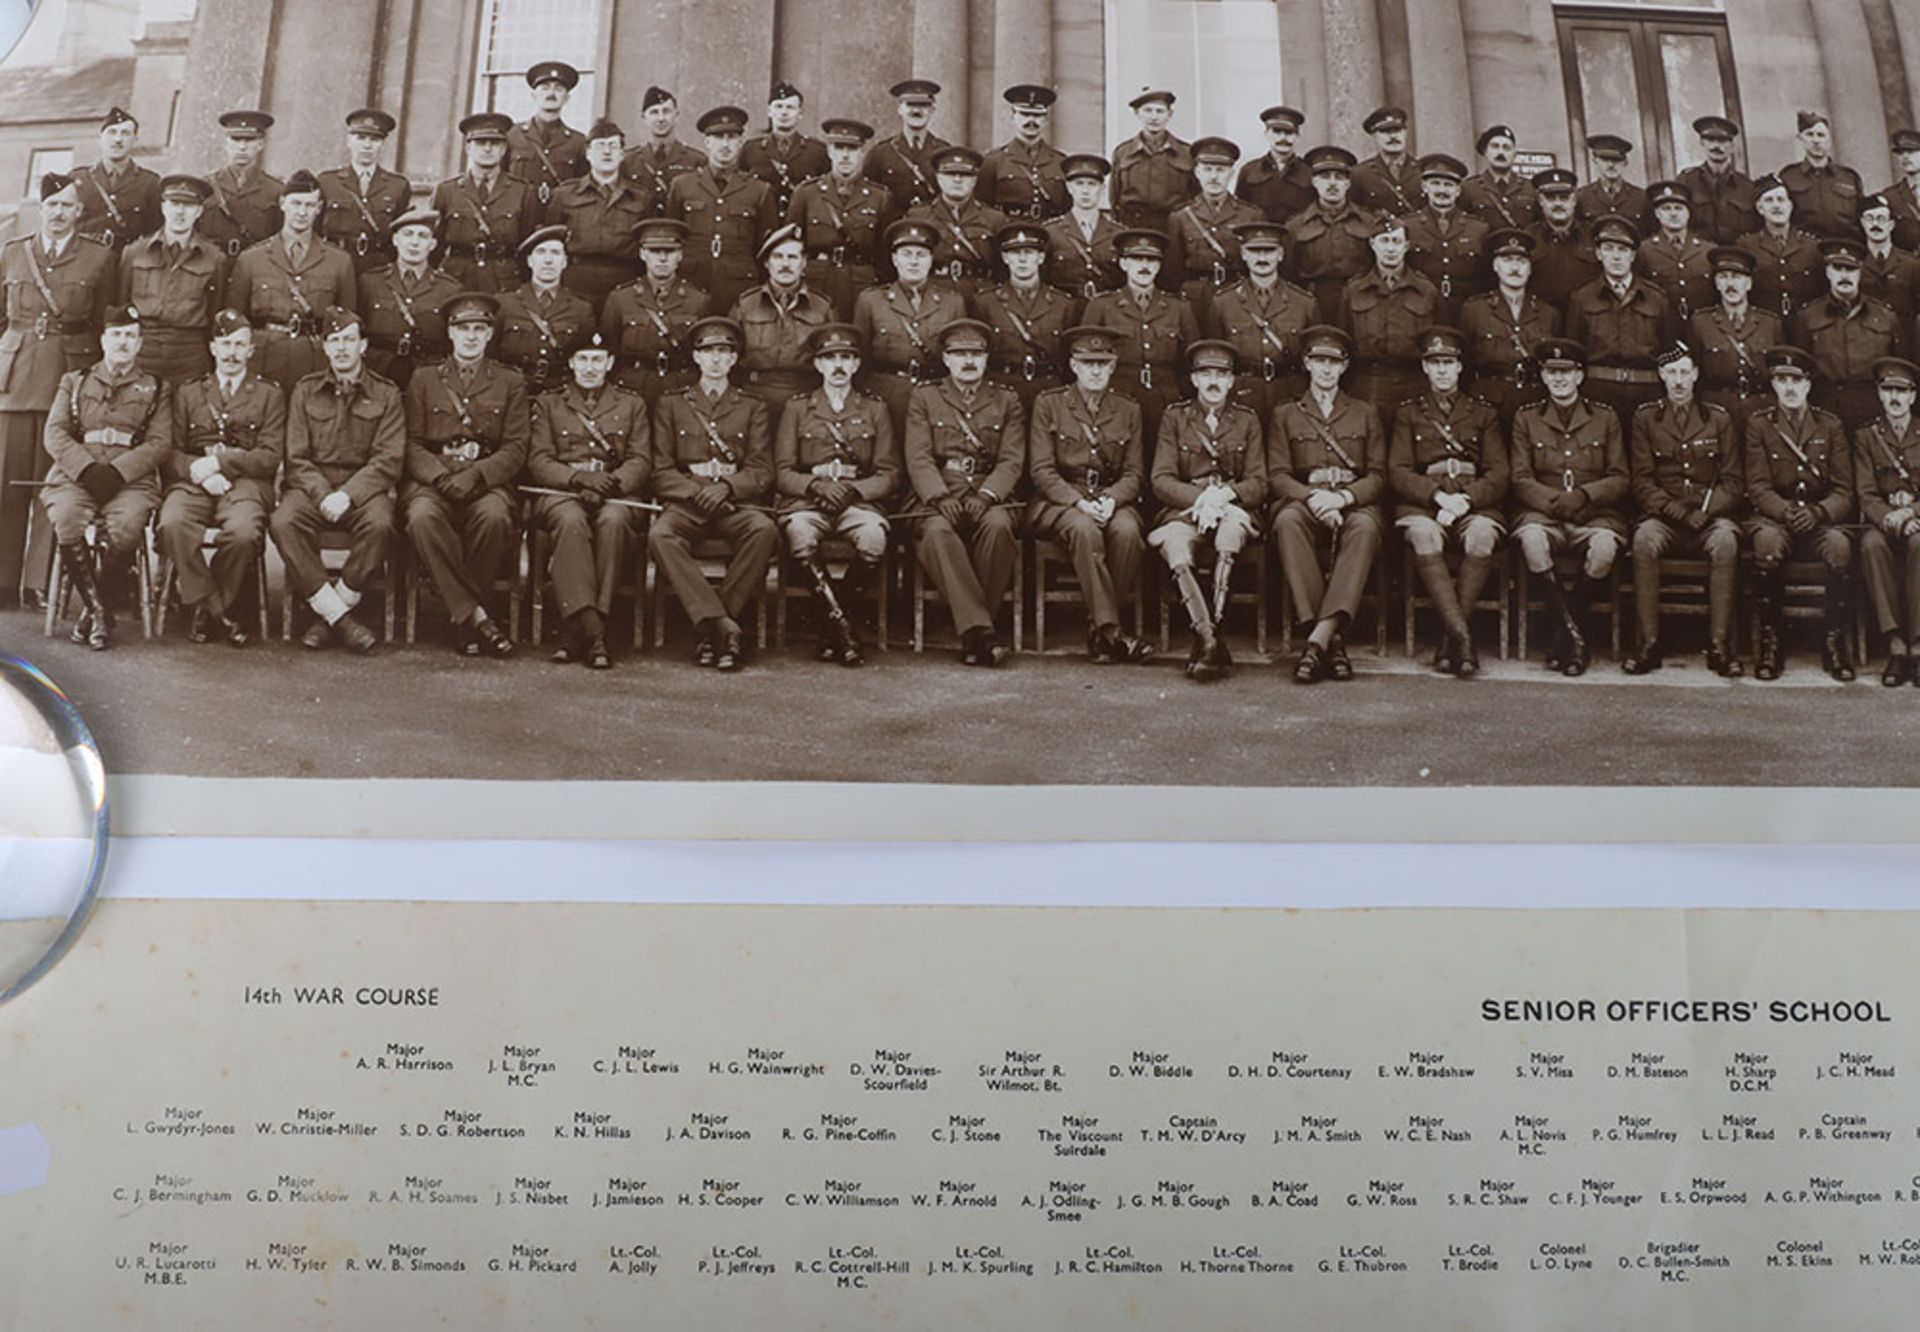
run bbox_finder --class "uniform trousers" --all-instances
[914,507,1017,636]
[270,490,396,599]
[156,485,267,614]
[1860,528,1920,639]
[1629,515,1741,642]
[1514,513,1623,577]
[1747,519,1851,571]
[404,485,516,624]
[42,477,159,550]
[534,493,639,618]
[1031,502,1145,631]
[1147,506,1255,569]
[780,505,889,561]
[1,410,46,597]
[1272,501,1381,625]
[647,504,777,624]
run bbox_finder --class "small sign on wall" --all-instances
[1515,150,1558,173]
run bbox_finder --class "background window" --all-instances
[26,148,74,197]
[471,0,605,121]
[1103,0,1283,153]
[1556,9,1742,180]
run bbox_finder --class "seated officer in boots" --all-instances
[1268,324,1386,684]
[1149,339,1266,681]
[774,322,900,666]
[1622,340,1745,677]
[40,303,170,650]
[1389,325,1508,677]
[1743,343,1855,681]
[902,318,1025,666]
[1028,325,1155,663]
[1855,356,1920,686]
[1510,337,1629,676]
[158,309,284,647]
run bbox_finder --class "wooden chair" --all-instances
[1028,537,1148,654]
[1400,544,1510,660]
[526,524,649,649]
[44,521,155,640]
[909,527,1024,653]
[405,532,525,644]
[1156,539,1269,657]
[153,527,272,641]
[1750,557,1867,662]
[645,538,771,652]
[774,536,892,651]
[1515,557,1625,662]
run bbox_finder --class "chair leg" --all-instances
[136,543,155,639]
[1011,538,1024,654]
[1033,542,1047,653]
[155,559,176,637]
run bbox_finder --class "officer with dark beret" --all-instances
[1855,356,1920,685]
[1743,343,1855,681]
[433,112,535,294]
[506,60,589,220]
[1462,124,1539,230]
[319,108,411,272]
[600,218,710,407]
[203,110,283,261]
[623,86,706,212]
[76,107,161,252]
[742,80,830,218]
[1736,173,1825,320]
[494,224,596,397]
[229,169,359,390]
[1688,244,1786,427]
[980,84,1068,221]
[730,222,834,414]
[402,290,530,657]
[1622,339,1745,677]
[667,105,779,311]
[1790,235,1908,432]
[1112,87,1195,231]
[358,207,463,390]
[1779,110,1865,241]
[787,118,894,319]
[121,174,225,383]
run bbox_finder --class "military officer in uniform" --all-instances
[1526,168,1600,309]
[866,80,950,213]
[1286,146,1377,320]
[120,174,225,383]
[76,107,160,252]
[1267,324,1387,684]
[1235,105,1315,226]
[667,105,778,312]
[549,119,653,316]
[40,304,169,649]
[975,222,1078,409]
[1028,325,1154,663]
[622,86,705,209]
[787,118,894,319]
[1791,236,1908,431]
[852,219,969,433]
[905,146,1007,302]
[730,223,834,414]
[1678,115,1760,246]
[1510,337,1629,676]
[902,318,1024,666]
[0,173,113,604]
[1111,88,1194,231]
[1045,154,1123,300]
[527,332,650,668]
[1689,244,1785,427]
[494,225,596,397]
[1402,152,1488,322]
[1389,325,1508,677]
[202,110,282,261]
[318,109,411,273]
[1859,193,1920,320]
[741,81,830,218]
[1335,214,1439,432]
[1739,173,1825,320]
[1886,129,1920,253]
[1082,228,1199,434]
[402,291,530,657]
[1744,344,1855,681]
[230,170,359,390]
[1621,341,1745,677]
[979,84,1067,221]
[601,218,708,406]
[774,322,898,666]
[1206,220,1316,420]
[1163,136,1263,317]
[1460,228,1559,426]
[1636,180,1714,322]
[1575,135,1647,231]
[1566,214,1677,430]
[1855,356,1920,685]
[1352,106,1421,218]
[1462,125,1539,230]
[270,305,402,653]
[433,113,535,295]
[506,60,589,222]
[359,207,463,389]
[1780,110,1864,241]
[646,315,777,671]
[157,309,283,646]
[1150,339,1266,681]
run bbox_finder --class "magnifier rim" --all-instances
[0,653,109,1005]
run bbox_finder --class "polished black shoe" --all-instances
[69,608,94,648]
[1454,638,1480,679]
[1326,634,1353,682]
[335,614,377,655]
[1620,641,1662,675]
[1561,628,1591,678]
[714,621,744,672]
[455,623,480,657]
[1543,626,1568,673]
[1432,635,1458,675]
[1754,627,1783,681]
[1821,630,1856,683]
[475,617,515,658]
[187,603,216,644]
[220,613,251,648]
[1186,632,1224,683]
[693,629,718,667]
[1882,653,1914,688]
[85,611,111,651]
[1706,641,1742,678]
[300,617,333,650]
[549,632,579,664]
[1293,640,1328,684]
[1088,627,1119,664]
[586,635,613,670]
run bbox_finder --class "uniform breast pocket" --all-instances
[1343,287,1381,316]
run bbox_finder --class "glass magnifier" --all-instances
[0,654,108,1004]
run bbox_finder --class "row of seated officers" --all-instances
[32,280,1920,689]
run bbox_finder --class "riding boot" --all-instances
[1174,565,1221,682]
[1822,579,1856,682]
[1560,573,1592,677]
[61,544,110,650]
[1540,568,1571,671]
[1208,555,1235,672]
[1753,566,1784,680]
[1415,552,1472,674]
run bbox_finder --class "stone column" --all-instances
[1318,0,1384,148]
[173,0,276,173]
[1886,2,1920,133]
[1808,0,1890,175]
[1403,0,1473,159]
[990,0,1053,142]
[913,0,971,146]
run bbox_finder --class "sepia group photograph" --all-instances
[1,0,1917,808]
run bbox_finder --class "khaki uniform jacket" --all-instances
[0,234,114,409]
[1744,405,1852,523]
[283,369,405,506]
[903,379,1025,503]
[1509,397,1630,523]
[1267,391,1386,507]
[649,384,773,504]
[1152,397,1266,514]
[1389,392,1508,512]
[1028,386,1145,506]
[43,362,171,485]
[403,358,531,492]
[774,388,899,509]
[1854,416,1920,527]
[1629,397,1742,521]
[528,382,651,496]
[168,372,286,504]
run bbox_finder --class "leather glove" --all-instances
[78,463,122,504]
[1304,489,1341,523]
[431,470,464,499]
[936,496,967,525]
[445,469,485,503]
[959,492,988,523]
[1682,508,1711,532]
[694,482,732,514]
[574,471,618,496]
[1786,503,1817,535]
[814,479,856,512]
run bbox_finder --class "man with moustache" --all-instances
[1352,106,1421,218]
[1791,236,1907,432]
[979,84,1068,221]
[1854,356,1920,685]
[1688,244,1785,427]
[505,60,589,220]
[1677,115,1759,245]
[866,80,951,213]
[730,224,834,416]
[1459,229,1559,426]
[75,107,161,252]
[1462,125,1539,231]
[1525,168,1600,309]
[1235,105,1314,226]
[1205,220,1317,422]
